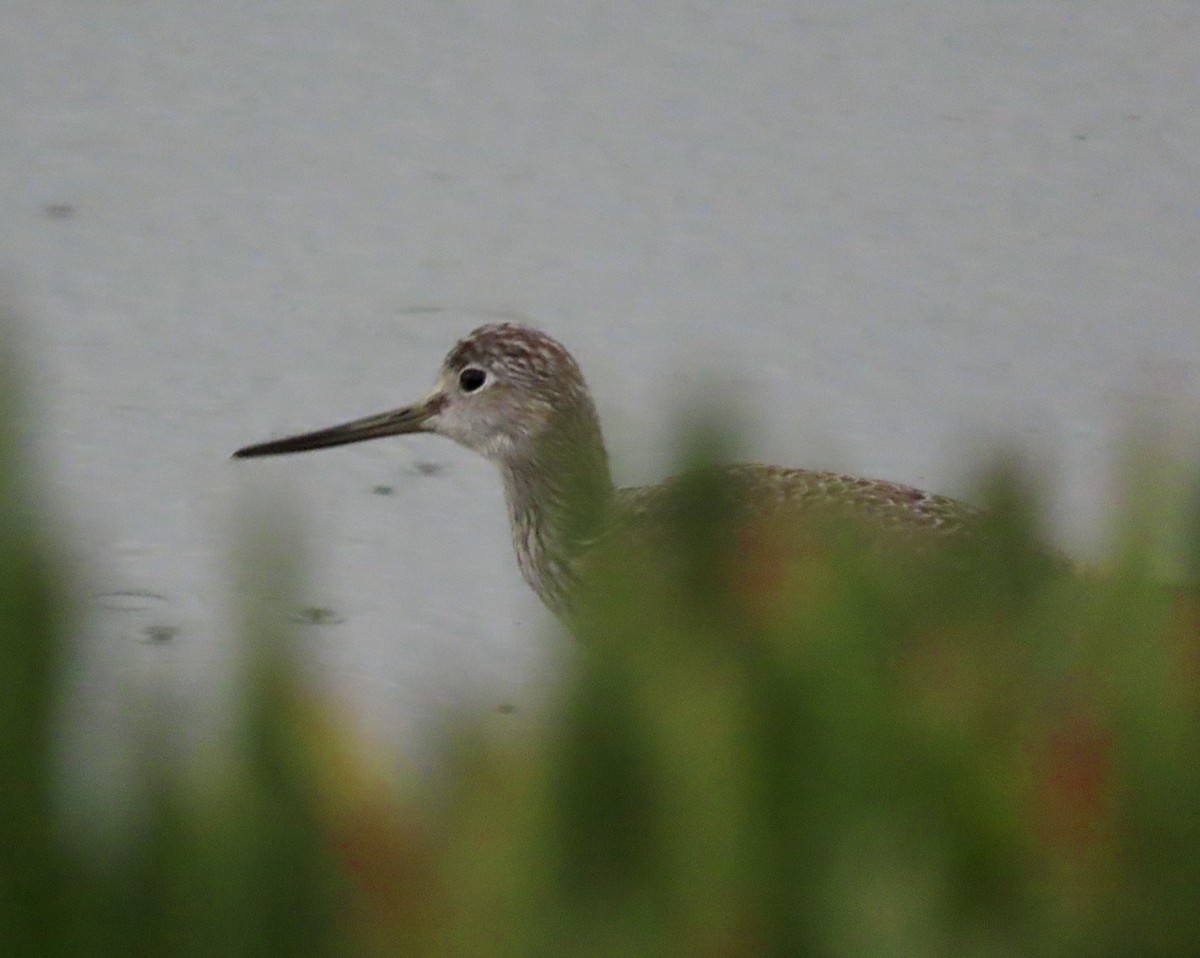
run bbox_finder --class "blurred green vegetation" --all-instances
[2,361,1198,957]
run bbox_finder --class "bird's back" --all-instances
[614,462,979,543]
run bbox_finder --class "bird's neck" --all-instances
[496,403,614,614]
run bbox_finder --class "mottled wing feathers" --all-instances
[615,463,978,538]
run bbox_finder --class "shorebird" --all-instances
[234,323,978,617]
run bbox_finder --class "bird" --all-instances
[233,323,979,618]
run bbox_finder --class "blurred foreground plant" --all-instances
[420,450,1198,958]
[1,351,1197,956]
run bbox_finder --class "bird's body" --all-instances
[234,323,979,616]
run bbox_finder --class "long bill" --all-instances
[232,395,443,459]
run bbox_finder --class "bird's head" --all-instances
[233,323,598,467]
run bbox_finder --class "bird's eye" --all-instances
[458,367,487,393]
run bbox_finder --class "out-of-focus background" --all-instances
[2,1,1197,759]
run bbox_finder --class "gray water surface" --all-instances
[2,1,1197,764]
